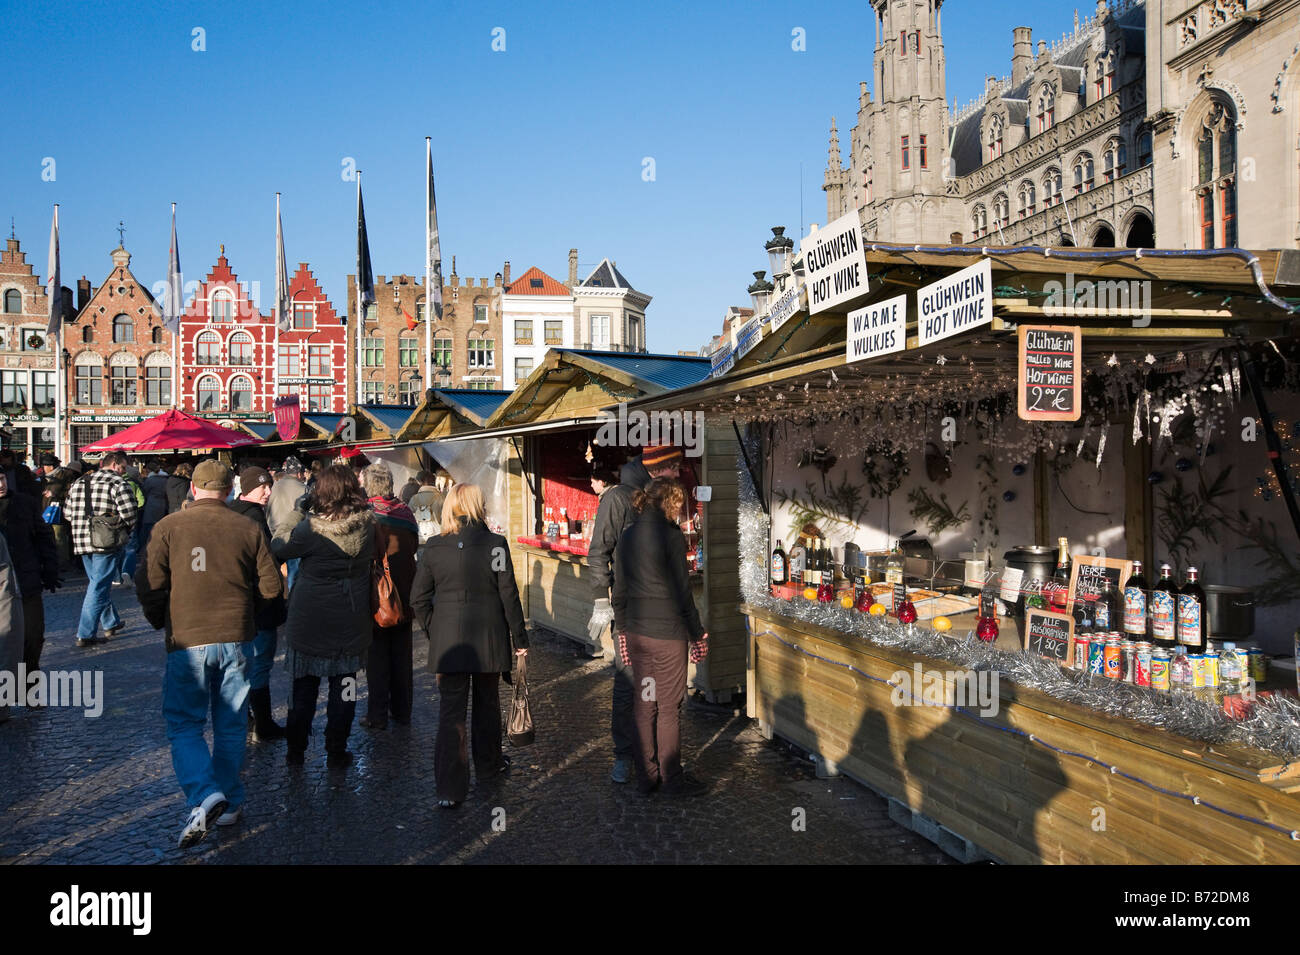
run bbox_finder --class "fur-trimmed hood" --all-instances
[306,509,374,557]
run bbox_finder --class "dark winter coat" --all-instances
[0,490,58,598]
[142,473,171,526]
[144,498,283,651]
[229,497,288,630]
[613,505,704,642]
[165,474,191,515]
[42,465,80,506]
[272,509,376,658]
[410,519,527,674]
[369,496,418,632]
[587,455,651,600]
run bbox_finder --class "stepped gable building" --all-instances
[347,258,507,404]
[825,0,1155,249]
[277,263,347,413]
[66,245,177,452]
[178,249,274,420]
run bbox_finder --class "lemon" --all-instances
[840,594,855,609]
[932,616,953,632]
[868,603,887,616]
[803,587,818,601]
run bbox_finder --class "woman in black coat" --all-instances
[613,477,709,797]
[410,483,527,808]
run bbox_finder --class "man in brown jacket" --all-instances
[145,460,283,849]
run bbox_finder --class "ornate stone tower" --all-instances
[822,118,849,221]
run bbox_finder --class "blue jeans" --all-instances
[121,521,145,578]
[163,642,250,811]
[285,558,300,593]
[243,628,277,691]
[78,551,124,640]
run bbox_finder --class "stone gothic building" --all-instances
[823,0,1300,251]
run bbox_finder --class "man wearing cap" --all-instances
[229,465,287,742]
[41,457,80,572]
[146,460,283,848]
[587,443,683,784]
[268,456,309,591]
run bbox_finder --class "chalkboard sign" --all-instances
[1024,609,1075,665]
[892,582,907,615]
[979,590,997,618]
[1018,325,1082,422]
[1067,555,1132,622]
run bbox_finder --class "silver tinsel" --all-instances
[736,446,1300,760]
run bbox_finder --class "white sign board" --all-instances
[801,211,869,314]
[846,294,907,364]
[916,258,992,346]
[766,283,802,334]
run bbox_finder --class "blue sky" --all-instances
[3,0,1097,353]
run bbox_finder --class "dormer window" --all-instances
[211,289,234,323]
[1036,86,1056,133]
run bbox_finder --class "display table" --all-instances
[743,601,1300,864]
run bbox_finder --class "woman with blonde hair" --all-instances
[613,477,709,796]
[410,483,528,808]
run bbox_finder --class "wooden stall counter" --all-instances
[743,601,1300,864]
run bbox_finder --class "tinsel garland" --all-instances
[735,447,1300,760]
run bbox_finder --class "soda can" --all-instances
[1150,650,1171,692]
[1103,637,1122,679]
[1073,636,1090,672]
[1202,650,1219,688]
[1135,643,1152,688]
[1088,636,1106,675]
[1246,648,1266,684]
[1121,640,1136,683]
[1189,654,1206,689]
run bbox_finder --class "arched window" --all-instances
[1136,130,1153,168]
[3,289,21,313]
[1043,167,1063,208]
[993,193,1009,229]
[196,330,220,364]
[151,325,164,345]
[112,314,134,343]
[196,375,221,412]
[1094,56,1116,100]
[211,289,234,322]
[82,325,94,344]
[1073,153,1095,195]
[987,115,1004,161]
[1195,101,1237,249]
[1018,181,1037,218]
[971,205,988,239]
[229,375,254,412]
[1103,140,1127,182]
[1036,85,1056,133]
[228,331,253,365]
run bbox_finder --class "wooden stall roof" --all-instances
[355,403,419,440]
[629,244,1300,417]
[483,349,712,430]
[393,389,511,441]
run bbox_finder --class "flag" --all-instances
[355,179,375,324]
[164,205,183,335]
[44,206,60,335]
[426,139,443,323]
[275,193,291,332]
[404,310,419,331]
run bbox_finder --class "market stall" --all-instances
[627,239,1300,862]
[436,348,747,701]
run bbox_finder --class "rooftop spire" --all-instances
[826,117,842,169]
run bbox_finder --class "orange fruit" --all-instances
[840,594,855,609]
[803,587,818,601]
[932,616,953,632]
[868,603,887,616]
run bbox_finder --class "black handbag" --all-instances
[508,654,535,746]
[84,476,131,551]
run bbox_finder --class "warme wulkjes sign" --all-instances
[916,258,992,346]
[846,294,907,363]
[801,211,869,315]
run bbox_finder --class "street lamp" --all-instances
[765,226,794,280]
[747,271,774,315]
[408,372,422,406]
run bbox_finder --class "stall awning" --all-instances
[432,416,608,443]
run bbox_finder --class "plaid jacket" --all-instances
[66,470,138,556]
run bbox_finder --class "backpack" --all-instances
[413,502,437,544]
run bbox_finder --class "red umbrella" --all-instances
[79,409,262,453]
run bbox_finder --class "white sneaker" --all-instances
[178,791,227,849]
[214,806,241,827]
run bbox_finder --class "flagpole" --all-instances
[356,172,363,408]
[274,192,281,408]
[51,204,61,463]
[425,138,432,394]
[169,203,179,411]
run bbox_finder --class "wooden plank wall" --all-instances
[699,419,745,698]
[748,608,1300,864]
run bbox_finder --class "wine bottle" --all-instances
[789,536,806,587]
[1093,577,1117,634]
[1176,566,1206,651]
[1050,537,1071,612]
[770,540,788,586]
[1151,563,1178,648]
[1122,560,1147,639]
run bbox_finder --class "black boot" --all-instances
[324,673,356,768]
[249,687,285,742]
[325,730,353,768]
[285,677,315,765]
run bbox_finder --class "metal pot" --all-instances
[1204,585,1255,639]
[1001,545,1059,617]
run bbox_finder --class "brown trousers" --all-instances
[435,672,502,802]
[624,633,688,793]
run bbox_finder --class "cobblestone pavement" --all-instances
[0,577,952,865]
